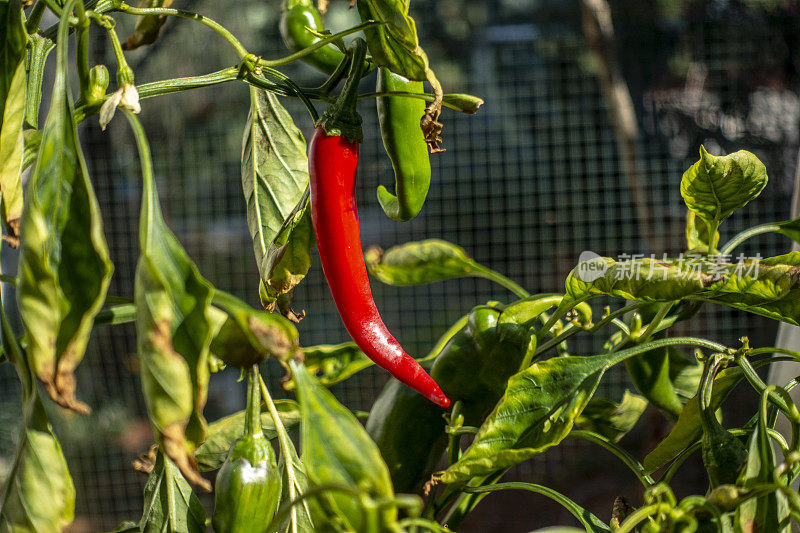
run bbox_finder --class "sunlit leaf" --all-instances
[242,89,312,304]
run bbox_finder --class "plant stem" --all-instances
[74,1,91,102]
[720,222,781,256]
[260,375,308,533]
[615,503,672,533]
[532,302,646,359]
[256,20,383,68]
[245,365,262,437]
[568,430,654,487]
[635,301,673,345]
[113,3,249,58]
[25,0,47,33]
[446,402,464,466]
[460,482,607,532]
[473,266,530,299]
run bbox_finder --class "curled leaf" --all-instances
[18,4,113,413]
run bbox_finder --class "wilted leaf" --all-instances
[125,111,213,491]
[0,395,75,532]
[17,2,113,414]
[209,289,300,368]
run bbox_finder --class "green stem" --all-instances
[635,302,673,345]
[25,0,47,33]
[245,365,262,437]
[720,222,781,256]
[749,346,800,360]
[418,314,469,364]
[567,430,654,487]
[460,482,608,532]
[736,354,794,415]
[314,54,350,97]
[446,401,464,466]
[114,3,248,58]
[473,267,530,299]
[74,1,91,102]
[615,503,672,533]
[260,376,308,533]
[257,20,383,68]
[249,68,318,122]
[532,302,646,359]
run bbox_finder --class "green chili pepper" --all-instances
[367,303,532,492]
[279,0,348,75]
[212,367,282,532]
[375,68,431,222]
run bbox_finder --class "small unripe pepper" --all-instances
[279,0,349,75]
[309,39,449,408]
[85,65,109,107]
[375,68,431,222]
[212,366,281,532]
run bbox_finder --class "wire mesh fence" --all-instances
[0,0,798,530]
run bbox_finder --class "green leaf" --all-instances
[642,366,744,474]
[680,146,767,230]
[138,450,206,533]
[436,352,623,484]
[365,239,496,286]
[685,210,719,253]
[0,0,26,242]
[575,390,648,442]
[0,395,76,532]
[565,253,800,326]
[21,128,42,173]
[195,400,300,472]
[17,3,113,414]
[285,342,372,389]
[242,89,311,304]
[24,35,54,129]
[276,430,315,533]
[734,416,790,532]
[125,111,214,491]
[290,360,396,531]
[356,0,431,81]
[209,289,300,368]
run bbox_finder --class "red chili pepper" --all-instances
[308,40,450,408]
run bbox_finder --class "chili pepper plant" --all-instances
[2,0,800,531]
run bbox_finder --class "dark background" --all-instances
[1,0,800,530]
